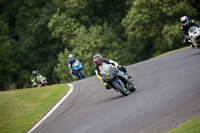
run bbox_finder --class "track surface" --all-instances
[32,48,200,133]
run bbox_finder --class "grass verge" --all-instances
[0,84,70,133]
[153,46,190,58]
[167,115,200,133]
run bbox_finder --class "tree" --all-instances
[1,0,200,89]
[0,0,62,89]
[122,0,198,62]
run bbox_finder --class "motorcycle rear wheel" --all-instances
[113,82,128,96]
[129,83,136,92]
[130,86,136,92]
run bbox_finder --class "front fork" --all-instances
[111,79,127,91]
[116,71,133,91]
[77,68,85,79]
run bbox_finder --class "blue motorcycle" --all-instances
[72,60,86,79]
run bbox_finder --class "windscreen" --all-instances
[188,26,197,34]
[100,64,112,76]
[73,60,79,66]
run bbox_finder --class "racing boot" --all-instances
[128,75,133,82]
[190,44,195,49]
[104,83,112,90]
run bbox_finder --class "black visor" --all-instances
[181,20,187,24]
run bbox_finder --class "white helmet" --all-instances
[180,16,188,24]
[68,54,73,58]
[68,54,74,60]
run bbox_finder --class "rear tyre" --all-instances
[130,86,136,92]
[113,82,128,96]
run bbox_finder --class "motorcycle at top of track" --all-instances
[100,64,136,96]
[188,26,200,49]
[72,60,86,80]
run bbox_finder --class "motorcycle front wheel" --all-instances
[79,70,86,78]
[113,82,128,96]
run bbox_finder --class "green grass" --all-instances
[0,84,70,133]
[167,116,200,133]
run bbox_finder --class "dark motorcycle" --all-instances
[35,76,47,87]
[100,64,136,96]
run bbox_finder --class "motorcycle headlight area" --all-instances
[105,76,111,80]
[103,76,111,81]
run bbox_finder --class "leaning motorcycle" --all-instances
[35,76,48,87]
[100,64,136,96]
[72,60,86,80]
[188,26,200,49]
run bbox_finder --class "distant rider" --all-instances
[180,16,199,48]
[93,54,131,90]
[31,70,46,87]
[67,54,79,79]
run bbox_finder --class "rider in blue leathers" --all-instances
[67,54,79,79]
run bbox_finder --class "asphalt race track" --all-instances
[32,48,200,133]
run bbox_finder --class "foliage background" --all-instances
[0,0,199,90]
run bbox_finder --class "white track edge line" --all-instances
[27,84,74,133]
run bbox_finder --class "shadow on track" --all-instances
[186,52,200,58]
[98,90,138,105]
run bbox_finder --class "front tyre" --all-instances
[113,82,128,96]
[79,70,86,79]
[196,36,200,48]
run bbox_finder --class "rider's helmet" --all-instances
[68,54,74,61]
[180,16,188,24]
[93,54,103,66]
[32,70,37,76]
